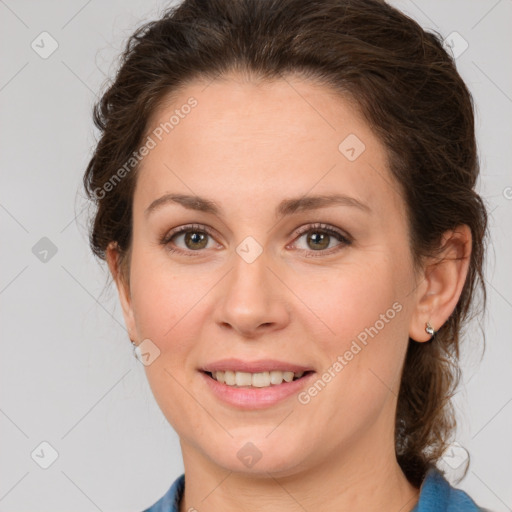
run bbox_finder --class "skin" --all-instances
[107,72,471,512]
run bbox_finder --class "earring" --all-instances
[425,321,436,340]
[130,339,138,359]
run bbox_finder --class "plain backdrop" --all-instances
[1,0,511,511]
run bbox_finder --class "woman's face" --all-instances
[114,74,424,476]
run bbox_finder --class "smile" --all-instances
[206,370,311,388]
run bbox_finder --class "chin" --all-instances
[202,434,311,477]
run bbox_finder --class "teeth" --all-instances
[252,372,269,388]
[224,370,235,385]
[283,371,295,383]
[235,371,252,387]
[270,370,284,385]
[211,370,306,387]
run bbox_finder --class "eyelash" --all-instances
[160,222,352,257]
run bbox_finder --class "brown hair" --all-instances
[83,0,488,487]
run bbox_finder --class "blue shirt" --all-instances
[142,466,485,511]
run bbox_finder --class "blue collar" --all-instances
[411,466,483,511]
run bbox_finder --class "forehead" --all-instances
[135,74,406,221]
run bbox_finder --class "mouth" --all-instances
[199,360,317,409]
[201,369,315,389]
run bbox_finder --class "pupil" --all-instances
[308,232,329,250]
[186,231,207,249]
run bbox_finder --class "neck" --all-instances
[179,422,420,512]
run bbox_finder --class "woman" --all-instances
[84,0,489,510]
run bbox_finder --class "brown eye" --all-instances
[182,230,209,250]
[162,224,217,255]
[292,223,352,256]
[306,231,331,250]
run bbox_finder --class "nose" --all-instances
[214,249,290,338]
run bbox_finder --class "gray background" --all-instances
[1,0,511,510]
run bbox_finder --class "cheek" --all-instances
[128,255,206,420]
[304,261,409,386]
[128,246,204,338]
[295,259,402,335]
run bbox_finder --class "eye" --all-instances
[161,224,218,255]
[291,223,352,256]
[160,222,352,257]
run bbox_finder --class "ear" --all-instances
[409,225,472,342]
[106,242,137,342]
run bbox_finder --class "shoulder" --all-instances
[413,466,489,512]
[141,473,185,512]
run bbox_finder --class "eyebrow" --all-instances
[144,192,371,218]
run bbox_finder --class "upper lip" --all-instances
[201,358,314,373]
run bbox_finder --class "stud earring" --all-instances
[425,321,436,340]
[130,339,138,358]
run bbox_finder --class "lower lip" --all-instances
[200,371,316,410]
